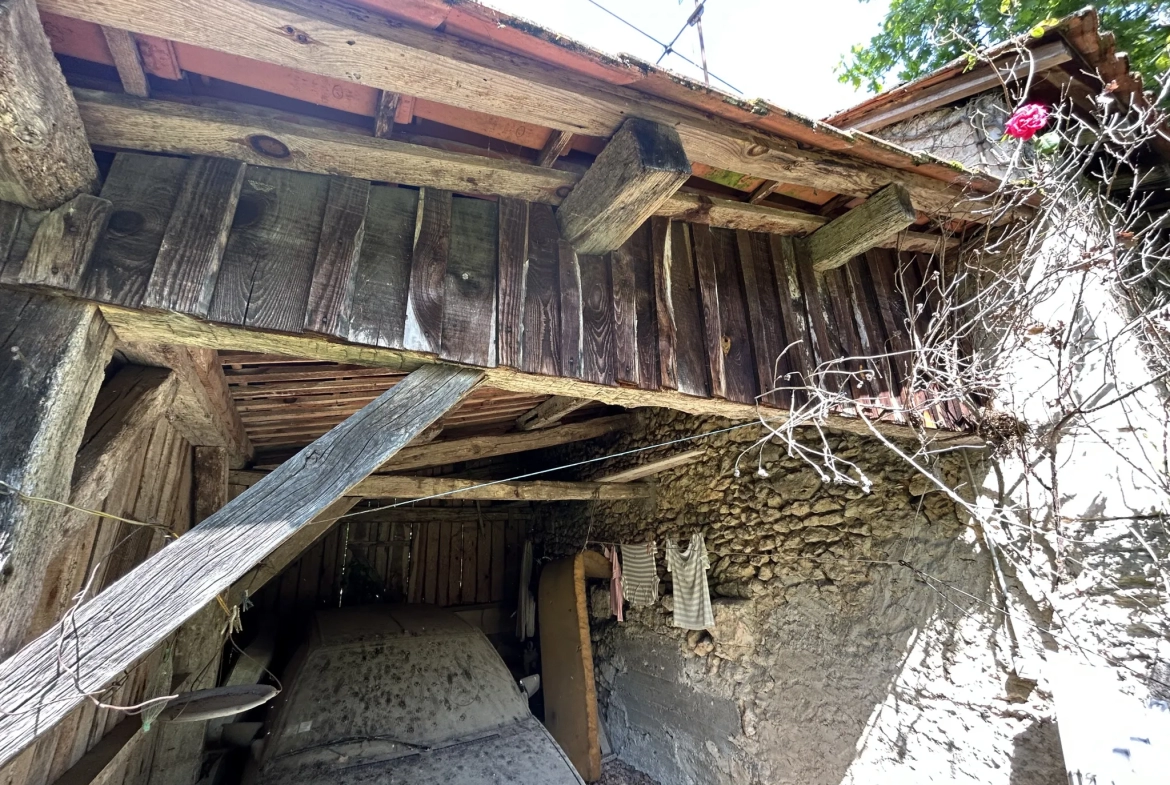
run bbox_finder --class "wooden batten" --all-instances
[100,26,150,97]
[0,0,97,209]
[537,129,574,168]
[556,118,691,254]
[805,184,918,272]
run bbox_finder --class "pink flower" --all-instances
[1004,103,1050,141]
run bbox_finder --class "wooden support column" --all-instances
[0,292,114,657]
[0,0,98,208]
[556,118,690,254]
[804,184,917,272]
[0,365,483,766]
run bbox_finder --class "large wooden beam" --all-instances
[230,471,652,501]
[382,414,630,472]
[805,184,918,272]
[0,364,483,766]
[0,0,98,208]
[40,0,988,219]
[0,291,113,657]
[556,118,690,253]
[70,90,956,254]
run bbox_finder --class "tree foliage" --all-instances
[839,0,1170,95]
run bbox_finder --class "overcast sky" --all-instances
[480,0,893,118]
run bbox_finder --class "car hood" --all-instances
[247,716,584,785]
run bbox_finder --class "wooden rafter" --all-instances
[515,395,591,430]
[597,448,706,483]
[99,26,149,97]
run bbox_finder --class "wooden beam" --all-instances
[515,395,591,430]
[100,26,150,97]
[0,364,483,767]
[536,130,573,168]
[0,0,97,208]
[118,343,253,464]
[597,448,705,483]
[382,414,630,472]
[747,181,779,205]
[16,194,112,290]
[805,184,918,272]
[556,118,690,253]
[70,90,957,253]
[41,0,988,219]
[230,471,652,501]
[0,292,113,657]
[373,89,400,139]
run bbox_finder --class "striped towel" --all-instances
[619,542,659,607]
[666,535,714,630]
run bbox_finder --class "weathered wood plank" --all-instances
[476,514,492,602]
[736,230,782,405]
[100,27,149,98]
[515,396,590,431]
[669,222,708,398]
[142,157,246,316]
[807,184,917,272]
[628,225,660,390]
[304,177,370,336]
[651,217,676,390]
[403,188,452,354]
[609,239,638,386]
[17,195,112,291]
[597,448,706,483]
[348,185,418,348]
[792,239,837,372]
[768,235,815,395]
[490,521,506,603]
[0,0,97,208]
[460,520,478,605]
[690,223,725,399]
[0,366,485,768]
[710,228,755,404]
[522,203,562,376]
[536,129,573,168]
[81,154,187,308]
[373,89,400,139]
[556,118,690,254]
[0,293,113,657]
[496,198,529,370]
[439,196,498,366]
[558,236,582,379]
[436,519,452,606]
[578,253,616,386]
[208,167,329,333]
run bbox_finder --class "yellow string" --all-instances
[0,480,178,538]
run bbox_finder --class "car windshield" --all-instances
[272,632,528,758]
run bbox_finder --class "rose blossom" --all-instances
[1004,103,1050,141]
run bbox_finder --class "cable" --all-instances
[582,0,740,93]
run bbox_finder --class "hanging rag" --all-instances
[603,545,624,622]
[666,534,714,630]
[619,542,659,607]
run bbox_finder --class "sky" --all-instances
[479,0,893,118]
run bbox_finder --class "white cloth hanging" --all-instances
[666,534,714,630]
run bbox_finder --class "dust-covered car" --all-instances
[242,604,582,785]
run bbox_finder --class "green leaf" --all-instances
[1035,132,1061,156]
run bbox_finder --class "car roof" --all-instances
[309,604,478,649]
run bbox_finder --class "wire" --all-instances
[582,0,740,93]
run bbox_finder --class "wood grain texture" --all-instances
[143,156,246,316]
[558,236,582,378]
[628,224,660,391]
[304,177,370,336]
[609,238,638,386]
[373,89,400,138]
[710,228,755,404]
[736,230,783,405]
[515,395,590,431]
[100,26,149,97]
[768,235,815,393]
[807,184,917,272]
[208,166,329,332]
[231,472,654,501]
[440,196,498,366]
[0,0,97,209]
[537,129,573,167]
[556,118,690,254]
[18,194,112,291]
[668,221,708,397]
[651,217,677,390]
[597,448,705,483]
[522,203,562,376]
[81,153,187,308]
[0,292,113,658]
[496,198,529,370]
[578,253,616,386]
[348,185,417,348]
[0,365,483,767]
[691,223,725,399]
[403,188,452,354]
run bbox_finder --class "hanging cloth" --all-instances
[603,545,624,622]
[665,534,714,630]
[619,542,659,607]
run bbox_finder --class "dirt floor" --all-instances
[597,758,662,785]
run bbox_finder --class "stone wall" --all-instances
[535,410,1066,785]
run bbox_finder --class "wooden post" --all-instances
[0,291,114,657]
[0,364,483,766]
[0,0,99,208]
[556,118,691,254]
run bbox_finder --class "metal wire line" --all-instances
[582,0,741,93]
